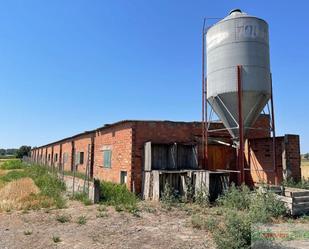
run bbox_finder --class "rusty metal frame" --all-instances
[237,65,245,184]
[202,18,207,169]
[270,74,278,185]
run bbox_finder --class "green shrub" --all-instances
[100,181,138,212]
[209,185,287,248]
[217,184,251,210]
[25,165,66,208]
[194,183,210,207]
[213,210,251,249]
[0,159,24,170]
[161,183,178,204]
[249,191,287,223]
[217,184,287,223]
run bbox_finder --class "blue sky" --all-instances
[0,0,308,152]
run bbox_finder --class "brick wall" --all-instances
[74,134,94,174]
[93,123,133,190]
[246,134,301,185]
[61,141,73,172]
[282,135,301,180]
[53,144,61,169]
[46,146,53,167]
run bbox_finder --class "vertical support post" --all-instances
[51,146,54,173]
[205,78,208,168]
[237,65,245,184]
[270,74,278,185]
[59,143,63,173]
[72,147,76,197]
[202,20,206,169]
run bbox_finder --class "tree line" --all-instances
[0,146,31,158]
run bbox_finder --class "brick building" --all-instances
[31,116,301,193]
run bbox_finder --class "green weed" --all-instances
[100,181,138,212]
[0,159,24,170]
[24,230,33,236]
[0,170,27,182]
[217,183,251,210]
[77,215,87,225]
[283,177,309,190]
[52,235,61,243]
[56,214,71,223]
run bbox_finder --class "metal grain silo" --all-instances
[206,9,271,139]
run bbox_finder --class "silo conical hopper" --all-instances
[206,9,271,139]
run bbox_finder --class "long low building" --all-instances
[30,116,301,194]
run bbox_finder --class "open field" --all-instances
[302,160,309,179]
[302,159,309,167]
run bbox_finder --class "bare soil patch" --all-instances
[0,201,214,249]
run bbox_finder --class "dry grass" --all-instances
[302,159,309,167]
[0,178,40,211]
[0,169,7,176]
[301,160,309,180]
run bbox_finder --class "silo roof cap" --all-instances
[229,9,242,15]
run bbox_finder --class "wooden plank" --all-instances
[152,171,160,201]
[180,175,186,196]
[285,187,309,193]
[291,191,309,198]
[152,145,168,170]
[276,195,293,204]
[192,145,198,169]
[291,206,309,216]
[294,196,309,203]
[144,142,152,171]
[293,202,309,209]
[142,172,151,200]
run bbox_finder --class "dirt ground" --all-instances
[0,201,214,249]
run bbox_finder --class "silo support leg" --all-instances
[237,65,245,185]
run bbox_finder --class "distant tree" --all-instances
[304,153,309,160]
[16,146,32,158]
[6,148,18,155]
[0,149,5,156]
